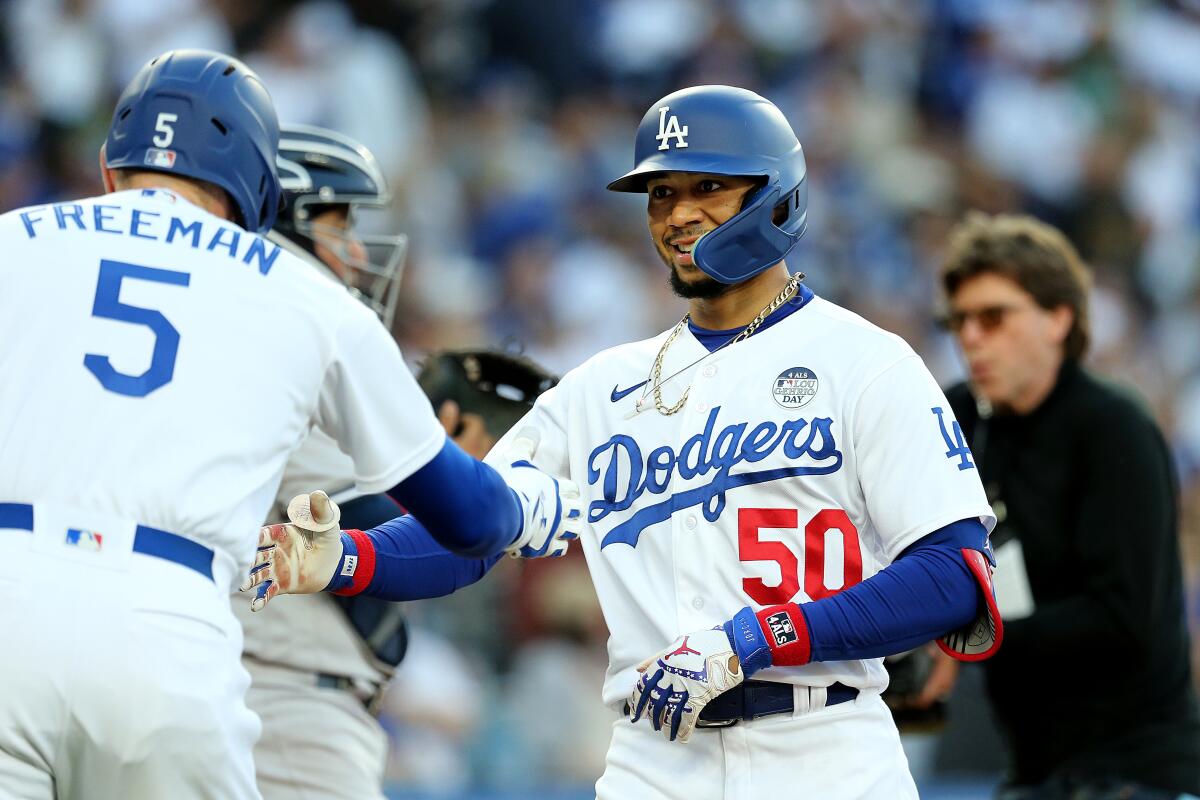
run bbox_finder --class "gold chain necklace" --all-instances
[646,272,804,416]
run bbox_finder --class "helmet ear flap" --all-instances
[773,185,804,226]
[693,180,808,284]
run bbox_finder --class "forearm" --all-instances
[726,519,988,674]
[329,514,502,600]
[801,544,978,661]
[386,438,523,558]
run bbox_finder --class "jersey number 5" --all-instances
[84,259,190,397]
[739,507,863,605]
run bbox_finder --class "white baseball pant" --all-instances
[595,690,919,800]
[0,507,260,800]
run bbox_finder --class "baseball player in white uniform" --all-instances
[248,86,1003,800]
[0,50,578,800]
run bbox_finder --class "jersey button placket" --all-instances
[691,360,714,414]
[676,368,711,628]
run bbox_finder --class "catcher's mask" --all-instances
[274,124,407,328]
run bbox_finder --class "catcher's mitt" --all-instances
[416,348,558,438]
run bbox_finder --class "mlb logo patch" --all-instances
[765,611,797,647]
[65,528,103,551]
[144,148,177,169]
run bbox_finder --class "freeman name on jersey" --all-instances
[587,405,844,549]
[17,200,281,275]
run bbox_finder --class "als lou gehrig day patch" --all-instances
[772,367,819,410]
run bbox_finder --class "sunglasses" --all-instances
[938,304,1034,333]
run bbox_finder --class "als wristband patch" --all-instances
[327,529,376,596]
[755,604,812,666]
[765,611,798,645]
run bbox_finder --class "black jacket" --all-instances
[947,361,1200,794]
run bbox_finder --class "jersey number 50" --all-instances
[739,507,862,605]
[84,259,190,397]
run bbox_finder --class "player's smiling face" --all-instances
[646,172,760,297]
[948,272,1073,413]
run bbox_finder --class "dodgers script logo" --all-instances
[588,406,843,548]
[656,106,689,150]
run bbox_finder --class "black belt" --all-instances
[696,680,859,728]
[316,673,357,692]
[315,672,386,715]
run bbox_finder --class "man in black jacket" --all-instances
[939,212,1200,800]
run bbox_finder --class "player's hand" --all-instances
[911,645,959,709]
[628,627,743,743]
[242,490,345,611]
[496,427,582,558]
[437,399,494,459]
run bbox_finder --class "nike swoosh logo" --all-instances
[610,381,647,403]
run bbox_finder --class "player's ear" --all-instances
[99,144,117,193]
[1047,304,1073,348]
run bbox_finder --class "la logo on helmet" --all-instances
[656,106,689,151]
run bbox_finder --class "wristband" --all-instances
[723,607,773,678]
[755,603,812,666]
[325,529,376,596]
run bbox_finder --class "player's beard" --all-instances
[668,263,729,299]
[658,226,729,299]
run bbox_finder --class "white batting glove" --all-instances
[242,490,345,611]
[628,627,744,743]
[495,427,583,558]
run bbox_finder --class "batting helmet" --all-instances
[274,124,407,328]
[104,49,282,233]
[608,85,808,284]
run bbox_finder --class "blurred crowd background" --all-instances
[4,0,1200,797]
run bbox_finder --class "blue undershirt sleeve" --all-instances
[385,438,524,558]
[359,513,503,601]
[802,518,988,661]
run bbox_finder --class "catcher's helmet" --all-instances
[608,85,808,284]
[274,124,407,328]
[104,49,282,233]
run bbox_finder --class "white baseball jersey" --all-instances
[487,295,994,708]
[0,188,445,587]
[268,233,373,515]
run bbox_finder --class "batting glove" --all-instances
[628,627,744,743]
[242,490,355,611]
[495,428,583,558]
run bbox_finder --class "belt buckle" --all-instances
[695,716,739,729]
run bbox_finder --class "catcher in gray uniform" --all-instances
[234,124,556,800]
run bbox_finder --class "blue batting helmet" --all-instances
[608,85,808,284]
[104,49,282,233]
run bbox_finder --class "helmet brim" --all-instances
[606,151,777,193]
